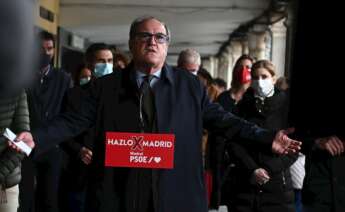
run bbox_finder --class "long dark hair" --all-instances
[231,55,254,90]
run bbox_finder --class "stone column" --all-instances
[271,19,287,78]
[202,56,219,78]
[202,57,213,76]
[241,38,249,55]
[230,40,243,65]
[248,24,270,60]
[284,0,298,78]
[217,52,230,85]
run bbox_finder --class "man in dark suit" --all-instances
[12,16,300,212]
[18,31,72,212]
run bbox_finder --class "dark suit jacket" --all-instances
[32,63,275,212]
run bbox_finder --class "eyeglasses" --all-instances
[135,32,169,44]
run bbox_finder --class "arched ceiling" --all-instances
[60,0,270,64]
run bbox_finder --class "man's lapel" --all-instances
[154,64,176,133]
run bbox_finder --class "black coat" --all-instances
[295,100,345,212]
[287,1,345,211]
[32,64,277,212]
[222,88,296,212]
[208,90,238,208]
[26,67,72,130]
[59,83,94,190]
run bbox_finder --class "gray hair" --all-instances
[129,16,171,42]
[177,48,201,66]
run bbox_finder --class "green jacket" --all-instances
[0,91,30,188]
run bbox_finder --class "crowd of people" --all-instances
[0,11,343,212]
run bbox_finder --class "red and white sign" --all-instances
[105,132,175,169]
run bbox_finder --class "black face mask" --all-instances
[39,53,51,70]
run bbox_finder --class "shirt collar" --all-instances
[136,69,162,87]
[136,69,161,78]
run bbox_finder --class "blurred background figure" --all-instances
[0,92,30,212]
[0,1,35,96]
[288,1,345,212]
[72,64,93,86]
[0,1,34,212]
[217,55,253,113]
[113,51,129,70]
[177,48,222,101]
[213,78,227,94]
[58,43,115,212]
[209,55,253,210]
[85,43,114,78]
[19,31,72,212]
[78,66,92,86]
[197,68,221,102]
[59,63,94,212]
[276,76,290,92]
[177,48,201,75]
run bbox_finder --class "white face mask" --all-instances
[252,78,274,97]
[94,63,113,78]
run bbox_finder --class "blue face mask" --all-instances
[79,77,91,86]
[94,63,113,78]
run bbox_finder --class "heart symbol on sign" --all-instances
[154,157,161,163]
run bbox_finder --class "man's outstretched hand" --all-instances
[8,131,35,152]
[272,128,301,154]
